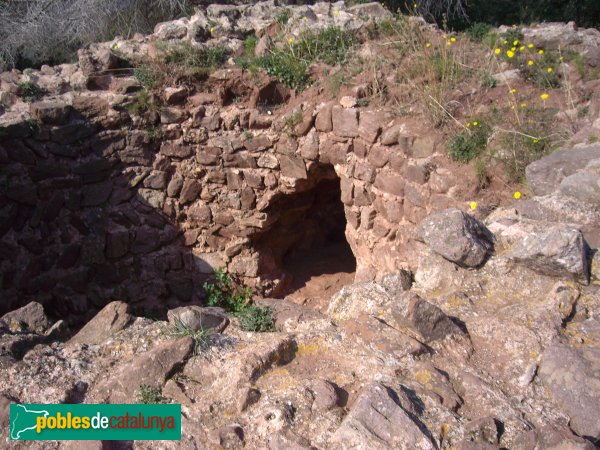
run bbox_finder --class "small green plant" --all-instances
[128,89,161,115]
[499,29,524,47]
[145,126,163,142]
[276,9,291,27]
[284,111,303,132]
[244,35,258,54]
[16,81,46,102]
[137,384,164,404]
[134,65,161,89]
[203,268,251,314]
[447,122,491,163]
[482,73,498,88]
[466,23,493,43]
[165,317,211,354]
[473,158,490,189]
[357,98,370,107]
[236,305,276,332]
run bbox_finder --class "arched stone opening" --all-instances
[252,164,356,309]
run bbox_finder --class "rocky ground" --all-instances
[1,1,600,449]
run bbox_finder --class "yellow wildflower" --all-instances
[495,48,501,55]
[527,60,534,66]
[210,27,214,33]
[540,93,549,100]
[532,138,539,143]
[288,37,294,43]
[520,102,527,108]
[506,50,515,58]
[528,43,534,49]
[426,43,431,48]
[547,67,553,73]
[538,49,544,55]
[514,191,522,199]
[503,40,508,44]
[520,46,525,51]
[466,122,471,127]
[470,202,478,210]
[334,9,340,15]
[473,121,479,126]
[513,40,519,46]
[451,37,456,42]
[510,88,517,94]
[447,41,452,46]
[511,47,517,52]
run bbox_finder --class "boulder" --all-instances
[330,382,435,449]
[331,106,358,138]
[506,225,590,284]
[1,302,51,334]
[415,209,494,268]
[69,301,133,345]
[167,306,229,333]
[539,344,600,440]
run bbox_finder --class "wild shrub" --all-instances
[447,121,491,163]
[202,268,275,332]
[465,23,493,42]
[165,317,211,354]
[136,384,164,404]
[236,306,276,332]
[258,26,355,91]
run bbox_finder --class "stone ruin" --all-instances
[0,3,466,319]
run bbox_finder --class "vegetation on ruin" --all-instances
[165,317,212,355]
[136,384,165,404]
[203,268,275,332]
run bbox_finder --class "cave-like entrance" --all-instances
[254,166,356,312]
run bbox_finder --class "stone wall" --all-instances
[0,75,466,318]
[0,2,469,318]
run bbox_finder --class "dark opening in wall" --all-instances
[253,167,356,311]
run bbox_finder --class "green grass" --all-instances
[137,384,164,404]
[500,130,552,183]
[134,65,161,89]
[447,121,491,163]
[164,42,229,69]
[518,50,561,88]
[165,317,211,355]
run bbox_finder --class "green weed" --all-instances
[447,122,491,163]
[236,305,276,332]
[137,384,164,404]
[465,23,493,42]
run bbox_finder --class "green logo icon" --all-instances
[10,404,181,441]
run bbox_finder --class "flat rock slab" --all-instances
[89,337,193,403]
[539,344,600,440]
[330,382,436,449]
[167,305,229,333]
[526,144,600,196]
[415,208,494,268]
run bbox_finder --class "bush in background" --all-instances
[0,0,192,69]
